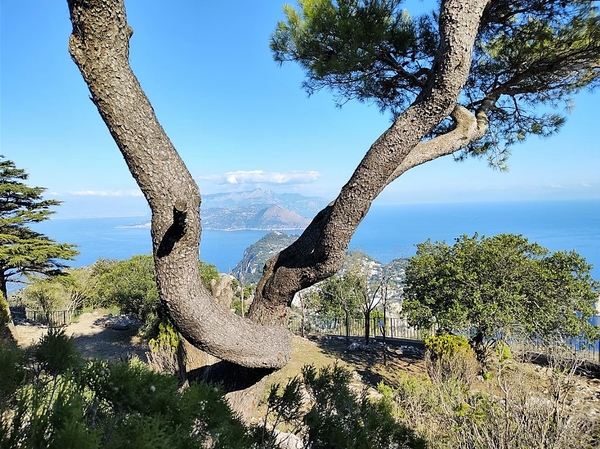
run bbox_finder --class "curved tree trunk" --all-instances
[66,0,490,417]
[67,0,290,370]
[248,0,491,325]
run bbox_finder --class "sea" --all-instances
[29,199,600,281]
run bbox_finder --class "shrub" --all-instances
[0,331,253,449]
[388,358,598,449]
[259,363,427,449]
[424,334,480,385]
[147,319,180,375]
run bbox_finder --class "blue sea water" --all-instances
[30,199,600,281]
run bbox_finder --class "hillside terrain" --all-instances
[233,231,408,293]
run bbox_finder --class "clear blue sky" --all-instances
[1,1,599,218]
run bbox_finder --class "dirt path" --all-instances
[14,311,149,362]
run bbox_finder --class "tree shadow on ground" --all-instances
[68,326,149,363]
[306,334,427,388]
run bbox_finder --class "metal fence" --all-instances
[289,315,600,365]
[11,306,79,327]
[289,315,432,342]
[509,335,600,365]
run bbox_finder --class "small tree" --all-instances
[0,157,79,299]
[198,260,220,291]
[403,233,599,359]
[94,255,223,328]
[22,266,100,316]
[344,253,383,345]
[318,274,362,343]
[95,254,160,325]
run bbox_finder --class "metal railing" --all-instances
[289,315,432,342]
[23,307,78,327]
[289,315,600,365]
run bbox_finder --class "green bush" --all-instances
[424,334,480,385]
[146,319,181,374]
[260,363,427,449]
[0,331,253,449]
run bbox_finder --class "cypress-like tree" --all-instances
[0,156,79,299]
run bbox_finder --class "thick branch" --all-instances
[386,104,488,184]
[67,0,290,368]
[249,0,491,325]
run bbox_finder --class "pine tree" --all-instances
[0,156,79,299]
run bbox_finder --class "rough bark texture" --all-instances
[67,0,290,369]
[0,294,16,343]
[248,0,491,325]
[66,0,490,415]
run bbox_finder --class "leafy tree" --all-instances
[22,266,100,317]
[65,0,598,409]
[22,276,67,318]
[199,260,220,291]
[95,254,159,324]
[93,255,223,328]
[0,157,78,299]
[402,234,599,355]
[316,273,362,343]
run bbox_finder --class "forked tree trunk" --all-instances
[66,0,490,417]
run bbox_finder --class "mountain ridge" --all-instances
[124,189,328,231]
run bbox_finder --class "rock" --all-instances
[95,315,140,330]
[210,274,235,308]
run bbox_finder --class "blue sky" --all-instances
[1,0,599,219]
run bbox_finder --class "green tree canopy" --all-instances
[403,233,599,347]
[314,273,363,319]
[271,0,599,167]
[93,255,222,326]
[0,157,78,298]
[94,254,160,324]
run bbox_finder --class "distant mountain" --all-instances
[124,189,328,231]
[202,189,328,218]
[203,205,311,231]
[200,189,327,231]
[232,231,299,284]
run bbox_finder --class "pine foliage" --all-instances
[0,157,78,297]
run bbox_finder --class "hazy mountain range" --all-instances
[201,189,328,230]
[124,189,328,231]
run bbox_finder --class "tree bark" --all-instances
[66,0,491,416]
[248,0,491,325]
[66,0,290,370]
[0,293,17,343]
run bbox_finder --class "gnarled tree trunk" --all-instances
[67,0,290,371]
[66,0,490,418]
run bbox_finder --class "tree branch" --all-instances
[249,0,492,325]
[385,104,488,184]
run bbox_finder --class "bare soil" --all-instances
[14,311,149,363]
